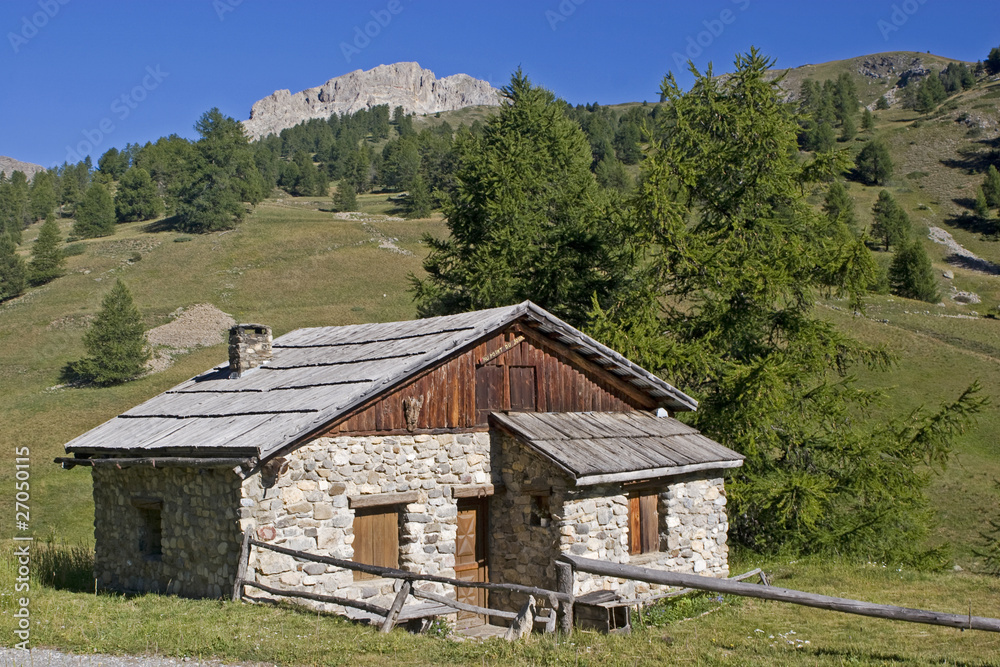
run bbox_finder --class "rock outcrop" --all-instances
[243,62,500,140]
[0,156,45,179]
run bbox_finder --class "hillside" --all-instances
[2,51,999,564]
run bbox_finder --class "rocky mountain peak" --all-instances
[0,155,45,179]
[242,62,501,140]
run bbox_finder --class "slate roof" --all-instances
[489,411,743,486]
[64,301,698,460]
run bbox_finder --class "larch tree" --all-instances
[412,69,634,328]
[70,278,150,385]
[115,167,163,222]
[73,182,116,238]
[590,50,982,563]
[871,190,911,251]
[889,239,939,303]
[0,232,27,300]
[28,213,65,285]
[855,139,894,185]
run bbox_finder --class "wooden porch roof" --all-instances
[489,411,743,486]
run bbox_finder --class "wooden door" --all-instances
[455,498,489,624]
[509,366,537,411]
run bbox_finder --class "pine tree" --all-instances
[70,279,150,385]
[861,108,875,131]
[28,214,65,285]
[982,165,1000,209]
[855,139,894,185]
[73,183,116,238]
[839,114,857,142]
[889,239,939,302]
[333,181,356,212]
[403,173,432,219]
[29,171,58,222]
[175,108,267,233]
[872,190,911,251]
[0,232,27,301]
[115,167,163,222]
[876,95,890,110]
[823,180,857,229]
[974,186,991,218]
[412,69,632,327]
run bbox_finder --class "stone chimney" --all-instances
[228,324,272,377]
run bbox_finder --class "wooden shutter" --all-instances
[628,495,641,554]
[639,494,659,553]
[353,507,399,580]
[475,365,503,424]
[509,366,537,411]
[628,493,659,554]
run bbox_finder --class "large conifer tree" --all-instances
[115,167,163,222]
[73,183,116,238]
[0,232,27,300]
[592,50,981,562]
[412,69,632,327]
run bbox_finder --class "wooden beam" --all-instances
[451,484,500,498]
[573,460,743,487]
[55,456,253,470]
[243,580,390,618]
[348,490,420,509]
[380,581,411,633]
[249,539,571,602]
[560,555,1000,633]
[411,588,517,620]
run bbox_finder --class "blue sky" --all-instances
[2,0,998,168]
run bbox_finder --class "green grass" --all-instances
[4,546,1000,665]
[0,196,442,543]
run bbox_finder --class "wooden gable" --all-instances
[323,323,657,436]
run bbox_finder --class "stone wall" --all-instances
[489,431,731,609]
[91,467,243,597]
[240,432,493,611]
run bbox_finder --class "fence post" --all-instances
[555,560,574,634]
[231,527,252,602]
[380,580,412,633]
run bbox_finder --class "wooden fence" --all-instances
[558,554,1000,633]
[232,529,568,636]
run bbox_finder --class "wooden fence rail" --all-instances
[559,554,1000,633]
[232,530,564,634]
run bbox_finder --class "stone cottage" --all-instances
[58,301,743,618]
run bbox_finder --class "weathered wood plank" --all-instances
[249,539,570,602]
[561,555,1000,633]
[231,528,253,602]
[380,581,411,633]
[244,580,390,617]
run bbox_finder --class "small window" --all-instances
[529,495,551,527]
[352,507,400,580]
[628,493,659,555]
[132,498,163,558]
